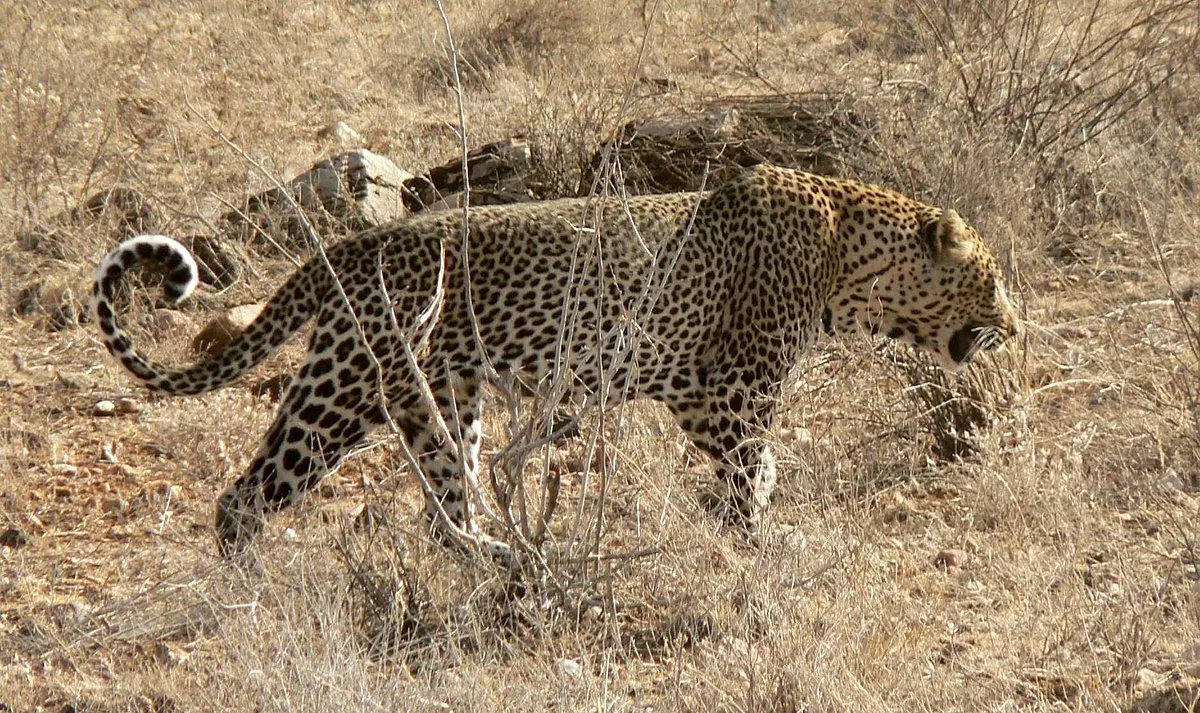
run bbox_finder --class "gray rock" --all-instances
[226,149,414,252]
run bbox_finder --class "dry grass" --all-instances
[2,1,1200,711]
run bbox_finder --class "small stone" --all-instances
[115,397,141,414]
[251,374,293,402]
[50,463,78,476]
[0,527,29,548]
[583,605,604,624]
[325,120,363,145]
[101,495,128,514]
[779,427,813,448]
[934,548,967,571]
[554,658,584,683]
[282,528,298,542]
[1158,469,1187,493]
[93,400,116,416]
[151,308,192,335]
[193,304,264,356]
[1134,667,1168,692]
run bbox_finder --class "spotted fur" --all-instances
[92,164,1020,561]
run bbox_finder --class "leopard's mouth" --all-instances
[948,322,1008,364]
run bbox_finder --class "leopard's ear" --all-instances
[920,209,969,264]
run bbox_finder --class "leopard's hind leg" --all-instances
[215,310,388,555]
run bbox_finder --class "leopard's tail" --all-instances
[92,235,324,395]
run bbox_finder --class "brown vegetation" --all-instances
[1,0,1198,710]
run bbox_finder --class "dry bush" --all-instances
[417,0,618,89]
[581,92,872,197]
[896,350,1026,463]
[514,79,624,199]
[0,25,110,217]
[909,0,1197,158]
[1145,194,1200,480]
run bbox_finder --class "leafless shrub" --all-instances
[0,22,132,243]
[851,0,1197,459]
[908,0,1197,159]
[840,2,929,58]
[420,0,606,88]
[330,528,428,663]
[897,349,1026,462]
[1144,196,1200,467]
[516,81,622,199]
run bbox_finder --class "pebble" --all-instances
[779,427,814,448]
[554,658,583,683]
[115,397,141,414]
[1134,667,1168,692]
[92,399,139,418]
[0,527,29,548]
[1158,469,1187,493]
[193,304,264,355]
[151,308,192,334]
[934,548,968,571]
[330,120,363,145]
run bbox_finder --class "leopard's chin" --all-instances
[948,323,984,364]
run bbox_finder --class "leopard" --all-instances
[91,163,1020,563]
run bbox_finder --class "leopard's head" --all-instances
[827,208,1021,370]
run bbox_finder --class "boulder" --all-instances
[193,304,265,356]
[403,137,534,211]
[224,149,414,252]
